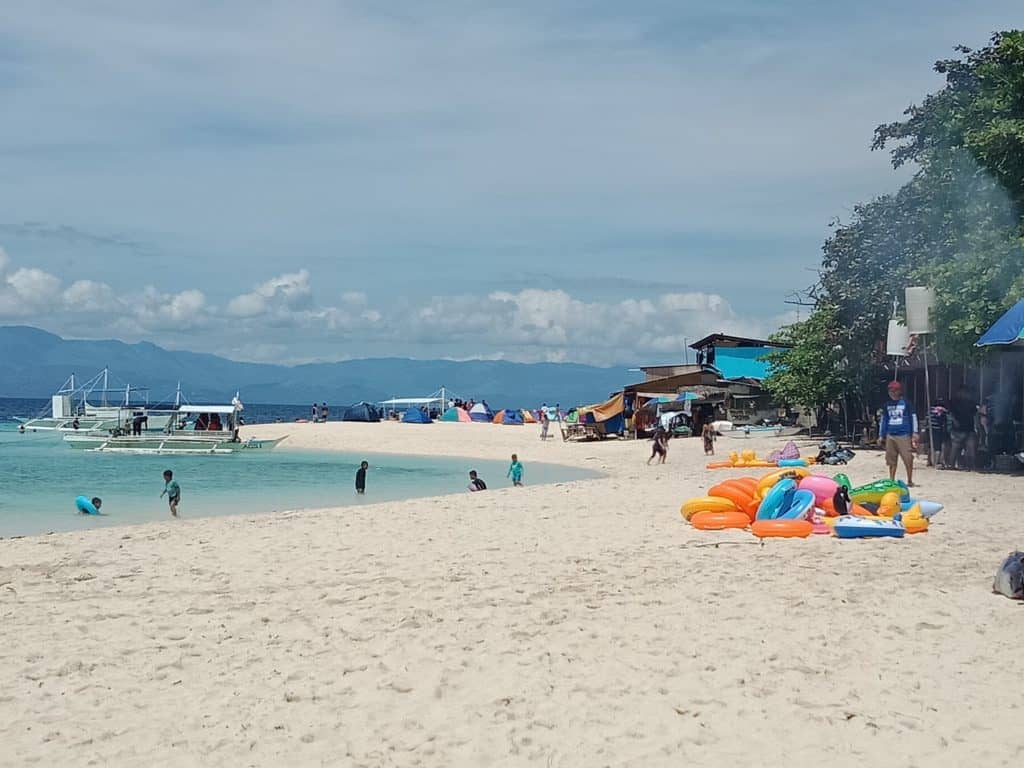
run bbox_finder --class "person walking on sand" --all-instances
[701,421,716,456]
[507,454,524,487]
[355,460,368,495]
[647,426,668,465]
[879,380,918,486]
[540,409,550,440]
[160,469,181,517]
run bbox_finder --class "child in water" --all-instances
[160,469,181,518]
[507,454,524,487]
[355,461,369,494]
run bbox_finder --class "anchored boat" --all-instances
[64,404,284,454]
[19,369,180,434]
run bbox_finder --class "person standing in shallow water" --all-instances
[160,469,181,517]
[507,454,524,487]
[468,470,487,492]
[355,461,368,495]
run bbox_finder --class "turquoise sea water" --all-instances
[0,424,597,538]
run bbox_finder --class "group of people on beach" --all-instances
[647,421,717,465]
[311,403,330,423]
[880,379,994,486]
[353,454,525,495]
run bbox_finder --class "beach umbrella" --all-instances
[977,299,1024,347]
[977,299,1024,453]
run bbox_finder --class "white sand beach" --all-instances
[2,422,1023,767]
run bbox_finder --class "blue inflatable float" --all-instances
[75,495,99,515]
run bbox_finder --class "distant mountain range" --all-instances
[0,326,632,407]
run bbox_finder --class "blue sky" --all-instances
[0,1,1019,365]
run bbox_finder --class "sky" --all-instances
[0,1,1020,366]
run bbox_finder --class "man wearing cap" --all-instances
[878,380,919,486]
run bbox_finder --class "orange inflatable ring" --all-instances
[680,496,738,521]
[708,483,754,509]
[751,519,813,539]
[743,498,761,522]
[691,511,750,531]
[730,477,759,495]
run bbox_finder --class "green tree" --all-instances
[763,306,849,412]
[873,31,1024,361]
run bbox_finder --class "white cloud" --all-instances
[226,270,312,318]
[0,249,784,365]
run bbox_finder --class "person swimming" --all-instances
[75,496,102,515]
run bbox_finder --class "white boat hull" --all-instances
[64,434,284,454]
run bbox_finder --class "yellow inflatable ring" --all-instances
[680,496,738,521]
[756,468,811,499]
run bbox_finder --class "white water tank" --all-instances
[905,287,936,334]
[886,319,911,356]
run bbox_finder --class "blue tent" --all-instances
[342,402,382,422]
[402,407,432,424]
[977,299,1024,346]
[495,408,524,426]
[469,402,494,422]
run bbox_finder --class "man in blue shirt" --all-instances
[878,380,919,486]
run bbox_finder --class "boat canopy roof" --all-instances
[178,405,236,414]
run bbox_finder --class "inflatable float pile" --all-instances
[707,449,816,470]
[680,470,943,540]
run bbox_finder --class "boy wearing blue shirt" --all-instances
[507,454,524,487]
[879,380,919,486]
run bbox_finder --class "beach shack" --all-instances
[617,333,789,437]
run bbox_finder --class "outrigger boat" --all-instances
[19,369,180,434]
[63,404,284,454]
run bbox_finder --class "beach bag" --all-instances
[993,551,1024,599]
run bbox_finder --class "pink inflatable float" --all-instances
[798,475,840,505]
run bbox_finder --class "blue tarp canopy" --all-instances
[977,299,1024,346]
[711,347,775,380]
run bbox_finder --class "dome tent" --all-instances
[402,407,432,424]
[341,402,382,422]
[469,402,494,423]
[493,409,524,426]
[440,406,471,423]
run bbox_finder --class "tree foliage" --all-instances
[775,30,1024,405]
[763,306,848,410]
